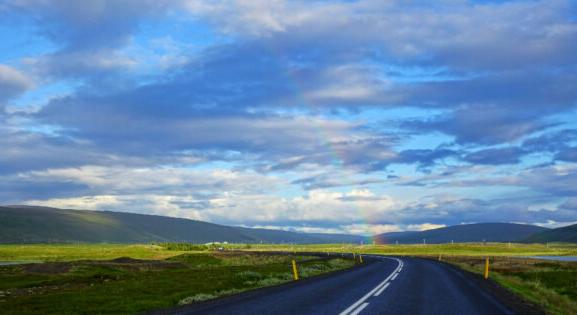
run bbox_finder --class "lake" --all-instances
[525,256,577,262]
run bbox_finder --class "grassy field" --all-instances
[439,256,577,315]
[0,244,186,262]
[2,242,576,263]
[230,242,577,257]
[0,247,355,314]
[1,243,576,314]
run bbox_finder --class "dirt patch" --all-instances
[22,257,184,274]
[110,257,148,264]
[23,262,72,274]
[87,257,184,271]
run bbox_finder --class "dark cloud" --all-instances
[559,198,577,211]
[556,147,577,162]
[0,129,100,174]
[291,174,383,190]
[0,178,88,203]
[3,0,176,81]
[396,148,457,167]
[6,0,174,50]
[406,104,555,145]
[523,129,577,151]
[0,64,33,110]
[464,147,525,165]
[388,197,577,226]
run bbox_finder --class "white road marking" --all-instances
[339,257,403,315]
[373,282,390,297]
[350,302,369,315]
[391,273,398,280]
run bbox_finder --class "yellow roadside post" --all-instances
[438,254,442,261]
[353,252,356,260]
[292,259,299,280]
[484,257,490,279]
[359,254,363,264]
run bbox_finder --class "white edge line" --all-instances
[373,282,390,297]
[391,273,398,281]
[339,257,402,315]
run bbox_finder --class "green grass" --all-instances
[228,242,577,257]
[0,244,186,262]
[2,242,576,314]
[0,247,355,314]
[3,242,575,263]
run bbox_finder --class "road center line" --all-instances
[339,257,402,315]
[350,302,369,315]
[373,282,390,297]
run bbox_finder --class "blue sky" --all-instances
[0,0,576,235]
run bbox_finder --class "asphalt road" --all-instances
[170,255,516,315]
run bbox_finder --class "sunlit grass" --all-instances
[229,242,577,257]
[0,244,185,262]
[0,246,355,314]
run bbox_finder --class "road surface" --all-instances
[166,255,517,315]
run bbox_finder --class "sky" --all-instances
[0,0,576,236]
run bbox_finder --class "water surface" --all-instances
[525,256,577,262]
[0,260,42,266]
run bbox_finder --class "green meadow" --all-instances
[0,244,184,262]
[230,242,577,257]
[0,244,355,314]
[1,243,576,314]
[2,243,576,263]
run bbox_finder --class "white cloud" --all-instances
[340,223,401,235]
[185,0,577,69]
[22,165,282,195]
[184,0,342,37]
[406,223,446,231]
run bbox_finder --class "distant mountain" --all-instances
[0,206,366,244]
[523,223,577,243]
[373,223,548,244]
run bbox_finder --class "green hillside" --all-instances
[0,206,365,244]
[524,223,577,243]
[374,223,548,244]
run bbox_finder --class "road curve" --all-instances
[165,255,516,315]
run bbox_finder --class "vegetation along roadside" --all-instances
[0,246,355,314]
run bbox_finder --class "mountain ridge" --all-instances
[0,205,365,244]
[2,206,569,244]
[373,223,549,244]
[523,223,577,243]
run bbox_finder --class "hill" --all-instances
[373,223,548,244]
[0,206,365,244]
[523,223,577,243]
